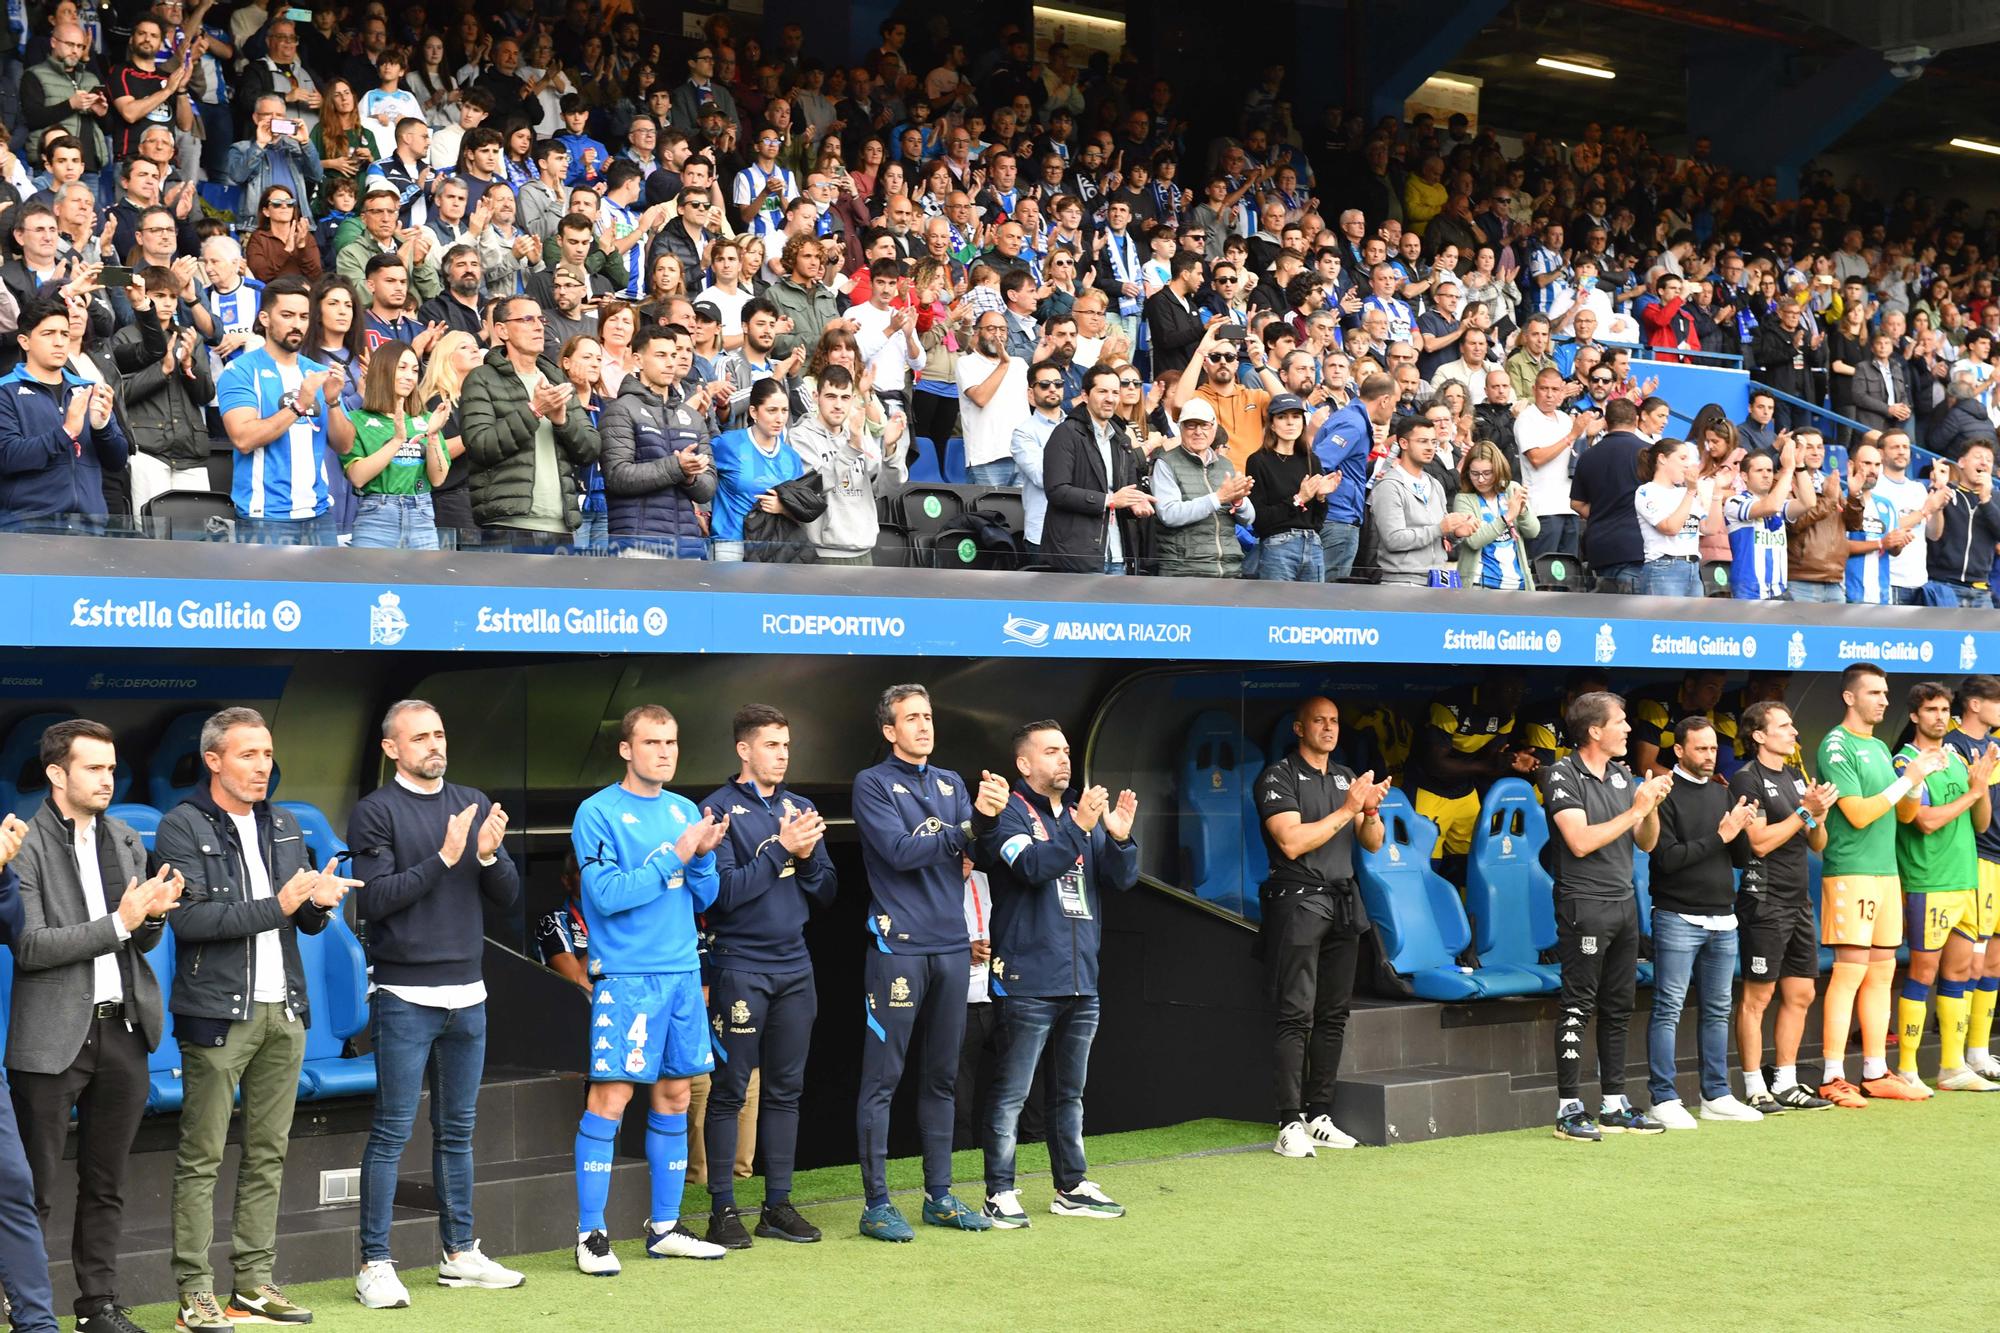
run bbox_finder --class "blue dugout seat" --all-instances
[278,802,348,870]
[1237,738,1268,924]
[1632,848,1654,987]
[147,711,210,812]
[109,803,163,850]
[295,911,375,1100]
[1463,778,1561,993]
[1355,790,1542,1000]
[1179,712,1254,919]
[142,923,184,1113]
[0,711,125,820]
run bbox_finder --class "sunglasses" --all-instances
[1118,377,1141,387]
[1589,375,1614,385]
[1031,378,1064,388]
[1206,352,1239,364]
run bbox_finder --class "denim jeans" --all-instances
[1890,584,1926,606]
[1933,580,1994,609]
[1594,561,1641,594]
[576,509,609,555]
[358,993,487,1262]
[967,460,1020,486]
[1788,579,1846,604]
[1257,530,1324,581]
[1527,512,1578,560]
[983,994,1100,1196]
[1646,911,1738,1105]
[350,493,440,550]
[1638,557,1701,597]
[234,514,338,547]
[1319,519,1361,580]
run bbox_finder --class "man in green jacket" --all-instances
[459,294,602,551]
[762,232,854,360]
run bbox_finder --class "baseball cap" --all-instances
[697,100,726,119]
[692,300,722,323]
[1268,393,1307,417]
[1177,398,1217,425]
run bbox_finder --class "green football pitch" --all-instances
[130,1097,1997,1331]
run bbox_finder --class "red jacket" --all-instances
[1640,295,1695,363]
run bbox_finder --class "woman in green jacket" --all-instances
[1453,439,1540,590]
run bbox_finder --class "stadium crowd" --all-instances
[0,4,1995,596]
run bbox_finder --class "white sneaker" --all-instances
[1650,1099,1699,1130]
[983,1189,1032,1229]
[1936,1066,2000,1092]
[355,1261,410,1309]
[1273,1120,1317,1158]
[576,1229,621,1277]
[1966,1052,2000,1080]
[1304,1114,1357,1149]
[1699,1094,1764,1122]
[645,1220,726,1260]
[437,1240,526,1289]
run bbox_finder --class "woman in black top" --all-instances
[1245,396,1332,581]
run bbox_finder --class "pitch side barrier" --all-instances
[0,534,1991,674]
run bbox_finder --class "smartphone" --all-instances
[98,265,133,287]
[271,117,297,137]
[1216,322,1247,342]
[283,6,312,19]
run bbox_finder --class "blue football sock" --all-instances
[575,1111,619,1233]
[647,1111,688,1229]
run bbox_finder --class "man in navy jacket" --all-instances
[850,683,1008,1242]
[0,296,127,528]
[974,721,1138,1228]
[697,703,835,1250]
[0,811,59,1333]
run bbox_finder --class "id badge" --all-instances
[1056,862,1092,920]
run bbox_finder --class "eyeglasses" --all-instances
[502,312,545,324]
[1031,378,1064,388]
[1206,352,1239,364]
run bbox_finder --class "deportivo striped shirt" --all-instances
[1724,490,1788,600]
[1844,489,1898,605]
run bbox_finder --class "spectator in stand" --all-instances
[1245,396,1329,583]
[1851,332,1913,435]
[1572,398,1648,593]
[1738,387,1779,454]
[1010,358,1069,557]
[460,292,601,552]
[1724,442,1806,600]
[1844,438,1913,607]
[1633,437,1711,598]
[1414,279,1464,382]
[709,376,807,561]
[22,23,110,182]
[1783,429,1849,604]
[956,311,1028,486]
[1928,377,1997,462]
[1505,313,1558,401]
[1172,321,1278,470]
[227,95,325,230]
[0,294,124,531]
[243,185,323,283]
[1371,414,1475,586]
[1042,363,1150,574]
[1144,250,1206,377]
[1311,370,1392,580]
[1874,429,1950,605]
[118,270,212,514]
[1453,439,1537,590]
[1514,367,1598,560]
[792,364,901,565]
[1151,396,1253,579]
[1927,436,2000,607]
[599,324,717,561]
[1751,300,1822,432]
[341,340,449,550]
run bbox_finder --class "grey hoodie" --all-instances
[1369,460,1452,583]
[790,413,908,558]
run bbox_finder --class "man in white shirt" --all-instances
[849,257,924,419]
[956,311,1030,486]
[1513,366,1600,560]
[1431,327,1492,404]
[1873,427,1949,606]
[1010,358,1069,552]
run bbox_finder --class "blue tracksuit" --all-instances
[0,869,56,1332]
[981,782,1140,998]
[851,754,977,1206]
[697,777,836,1207]
[0,366,129,524]
[1312,399,1372,527]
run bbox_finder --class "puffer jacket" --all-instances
[112,318,213,467]
[599,376,717,558]
[460,347,602,530]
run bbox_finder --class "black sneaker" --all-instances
[1774,1084,1835,1111]
[1598,1106,1666,1134]
[755,1201,823,1244]
[1554,1109,1601,1142]
[1746,1091,1784,1116]
[706,1206,754,1250]
[76,1302,146,1333]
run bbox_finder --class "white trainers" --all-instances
[437,1241,526,1289]
[575,1229,621,1277]
[983,1189,1032,1229]
[1966,1052,2000,1080]
[1699,1094,1764,1122]
[645,1220,726,1260]
[1273,1120,1316,1158]
[1937,1066,2000,1092]
[1304,1114,1357,1149]
[1650,1099,1699,1130]
[355,1261,410,1310]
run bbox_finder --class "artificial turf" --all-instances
[126,1097,1997,1331]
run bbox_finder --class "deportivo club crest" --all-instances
[1594,623,1616,664]
[369,591,408,646]
[1787,631,1807,670]
[890,976,911,1002]
[731,999,750,1025]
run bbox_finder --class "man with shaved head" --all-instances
[1254,698,1390,1159]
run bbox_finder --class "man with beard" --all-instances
[1170,319,1278,470]
[419,244,486,337]
[955,310,1030,486]
[22,22,111,178]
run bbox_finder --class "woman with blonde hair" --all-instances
[414,330,485,545]
[1452,439,1540,590]
[1689,403,1740,566]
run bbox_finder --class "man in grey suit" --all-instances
[7,719,182,1333]
[1850,331,1913,435]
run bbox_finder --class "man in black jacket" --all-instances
[156,707,356,1333]
[1644,717,1761,1129]
[1039,364,1152,573]
[347,701,523,1310]
[1750,299,1821,432]
[1144,250,1207,377]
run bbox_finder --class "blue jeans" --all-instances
[1933,580,1994,609]
[1528,512,1578,560]
[1646,911,1739,1105]
[576,509,609,555]
[1318,519,1361,581]
[967,460,1020,486]
[234,513,338,546]
[1890,585,1926,606]
[0,1069,56,1332]
[1257,530,1324,581]
[350,493,439,549]
[1594,561,1641,594]
[359,992,487,1262]
[1638,557,1701,597]
[983,994,1100,1195]
[1788,579,1846,604]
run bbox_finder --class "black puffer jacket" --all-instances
[460,347,601,530]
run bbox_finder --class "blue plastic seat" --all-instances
[147,711,211,812]
[1356,791,1541,1000]
[1179,711,1253,919]
[109,803,163,851]
[908,437,944,483]
[942,436,968,483]
[0,711,76,821]
[142,923,184,1113]
[294,912,376,1100]
[1463,778,1561,993]
[1807,851,1833,973]
[277,802,348,870]
[1632,848,1654,987]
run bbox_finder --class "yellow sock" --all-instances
[1938,991,1970,1072]
[1971,986,1997,1054]
[1897,994,1929,1075]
